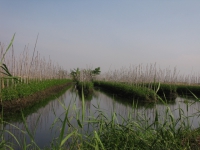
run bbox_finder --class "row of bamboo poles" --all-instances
[0,42,68,92]
[99,63,200,85]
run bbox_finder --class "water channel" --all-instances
[3,87,200,149]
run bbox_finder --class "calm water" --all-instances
[3,87,200,149]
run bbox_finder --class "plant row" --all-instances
[0,79,71,101]
[93,81,157,101]
[146,82,200,97]
[100,64,200,85]
[94,81,200,101]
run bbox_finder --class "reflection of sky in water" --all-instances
[3,88,200,149]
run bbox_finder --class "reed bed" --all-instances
[0,35,72,112]
[0,39,68,94]
[1,35,200,149]
[99,64,200,85]
[95,64,200,99]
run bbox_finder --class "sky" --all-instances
[1,1,200,74]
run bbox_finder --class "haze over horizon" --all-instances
[1,1,200,75]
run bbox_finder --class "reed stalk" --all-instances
[0,34,68,91]
[98,64,200,86]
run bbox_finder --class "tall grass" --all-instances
[1,35,200,149]
[99,64,200,85]
[0,34,68,93]
[0,34,71,149]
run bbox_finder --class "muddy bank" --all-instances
[0,82,72,113]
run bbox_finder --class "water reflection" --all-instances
[3,88,200,149]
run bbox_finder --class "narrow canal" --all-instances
[3,87,200,149]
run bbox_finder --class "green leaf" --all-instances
[77,119,83,128]
[1,33,15,63]
[60,131,76,148]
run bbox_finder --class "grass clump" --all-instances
[78,103,200,150]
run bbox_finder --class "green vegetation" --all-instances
[0,79,71,101]
[70,67,101,96]
[96,87,163,108]
[80,109,200,150]
[97,65,200,102]
[94,81,200,102]
[141,82,178,100]
[0,34,70,111]
[3,83,72,122]
[176,84,200,96]
[94,81,157,101]
[0,34,68,96]
[142,82,200,99]
[2,35,200,149]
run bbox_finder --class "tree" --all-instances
[90,67,101,81]
[70,68,80,82]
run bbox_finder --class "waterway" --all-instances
[3,87,200,149]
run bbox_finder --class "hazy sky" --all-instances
[1,1,200,74]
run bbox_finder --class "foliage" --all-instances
[91,67,101,75]
[90,67,101,81]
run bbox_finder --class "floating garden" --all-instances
[1,35,200,149]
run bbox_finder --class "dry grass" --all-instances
[99,63,200,86]
[0,39,68,92]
